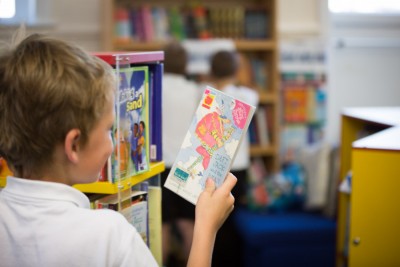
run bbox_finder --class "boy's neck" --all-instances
[211,77,236,90]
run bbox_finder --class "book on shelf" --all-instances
[120,199,149,245]
[113,5,270,41]
[114,7,131,43]
[248,106,272,146]
[113,66,150,183]
[90,189,149,244]
[283,85,307,123]
[244,8,269,39]
[97,161,108,182]
[255,106,271,146]
[164,86,256,204]
[148,63,163,162]
[148,182,162,266]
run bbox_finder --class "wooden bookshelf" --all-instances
[101,0,280,173]
[336,107,400,267]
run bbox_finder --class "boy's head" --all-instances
[0,33,116,177]
[139,121,145,134]
[210,50,239,80]
[163,41,188,75]
[133,123,139,135]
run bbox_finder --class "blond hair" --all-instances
[0,33,115,176]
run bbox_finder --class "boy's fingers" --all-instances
[204,178,216,193]
[220,173,237,192]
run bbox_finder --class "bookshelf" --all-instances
[336,107,400,267]
[101,0,280,173]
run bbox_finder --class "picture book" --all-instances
[113,66,150,182]
[164,86,256,204]
[120,199,149,245]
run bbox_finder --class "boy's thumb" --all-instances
[204,178,216,193]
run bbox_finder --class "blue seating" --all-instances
[234,207,336,267]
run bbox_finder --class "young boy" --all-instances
[0,32,236,267]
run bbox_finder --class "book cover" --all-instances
[121,200,149,244]
[148,184,162,266]
[164,86,256,204]
[113,66,150,182]
[148,63,163,162]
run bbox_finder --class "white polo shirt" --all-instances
[0,176,157,267]
[162,73,201,167]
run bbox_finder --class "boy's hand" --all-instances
[195,173,237,232]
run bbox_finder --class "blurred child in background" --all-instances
[161,41,202,266]
[208,50,259,267]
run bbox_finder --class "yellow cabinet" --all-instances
[336,107,400,267]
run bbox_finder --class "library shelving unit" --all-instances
[101,0,280,172]
[336,107,400,267]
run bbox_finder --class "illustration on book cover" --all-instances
[164,86,255,204]
[112,66,150,182]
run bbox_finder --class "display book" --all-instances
[97,58,163,183]
[87,182,150,245]
[164,86,256,204]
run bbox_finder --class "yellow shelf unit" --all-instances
[349,127,400,267]
[0,161,165,195]
[73,161,165,194]
[336,107,400,267]
[0,177,6,188]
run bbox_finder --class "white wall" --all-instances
[0,0,102,51]
[326,14,400,143]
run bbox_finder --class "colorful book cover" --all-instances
[283,86,307,123]
[148,63,163,162]
[164,86,256,204]
[148,184,162,266]
[113,66,150,182]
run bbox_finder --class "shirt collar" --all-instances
[3,176,90,209]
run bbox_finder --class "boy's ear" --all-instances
[65,129,81,164]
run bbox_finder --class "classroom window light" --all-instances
[329,0,400,14]
[0,0,16,18]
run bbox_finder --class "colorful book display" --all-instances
[113,66,150,182]
[164,86,256,204]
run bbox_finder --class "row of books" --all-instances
[114,5,270,42]
[248,105,273,146]
[237,53,269,91]
[98,62,163,183]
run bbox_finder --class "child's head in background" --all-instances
[0,32,116,184]
[210,50,240,80]
[163,41,188,75]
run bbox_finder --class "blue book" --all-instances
[148,63,163,162]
